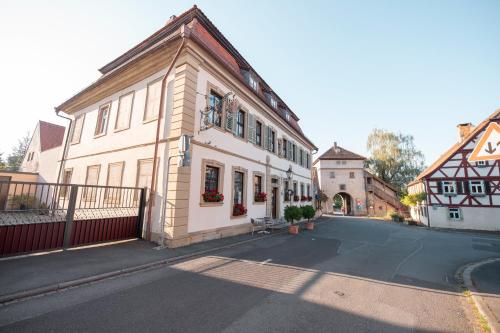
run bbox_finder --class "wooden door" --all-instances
[271,187,278,219]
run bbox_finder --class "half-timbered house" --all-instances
[408,109,500,231]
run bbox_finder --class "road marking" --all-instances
[260,258,272,265]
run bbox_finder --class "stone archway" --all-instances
[333,192,353,215]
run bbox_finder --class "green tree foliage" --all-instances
[333,195,343,209]
[0,153,6,170]
[284,205,302,224]
[366,129,425,194]
[400,192,427,207]
[7,132,30,171]
[301,205,315,221]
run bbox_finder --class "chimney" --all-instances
[166,15,177,25]
[333,142,340,153]
[457,123,474,142]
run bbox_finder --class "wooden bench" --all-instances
[251,217,289,235]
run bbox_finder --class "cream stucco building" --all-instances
[55,6,317,247]
[313,143,400,217]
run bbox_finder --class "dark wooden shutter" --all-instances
[436,181,443,194]
[484,180,491,194]
[456,181,463,194]
[463,181,470,194]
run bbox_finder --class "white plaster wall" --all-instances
[429,206,500,231]
[37,146,61,183]
[20,124,41,173]
[187,67,313,233]
[63,69,176,236]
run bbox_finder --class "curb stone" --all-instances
[0,217,328,305]
[457,257,500,333]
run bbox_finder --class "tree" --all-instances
[0,153,6,170]
[7,132,30,171]
[366,129,425,194]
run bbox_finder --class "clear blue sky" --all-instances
[1,0,499,164]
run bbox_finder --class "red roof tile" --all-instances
[39,121,65,152]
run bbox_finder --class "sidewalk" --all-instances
[0,232,272,303]
[471,259,500,333]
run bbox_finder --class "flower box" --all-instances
[254,192,267,202]
[233,203,247,216]
[202,190,224,203]
[300,195,307,202]
[293,195,300,202]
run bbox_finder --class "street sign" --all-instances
[469,122,500,162]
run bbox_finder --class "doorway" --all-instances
[271,187,278,219]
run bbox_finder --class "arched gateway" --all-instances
[333,192,353,215]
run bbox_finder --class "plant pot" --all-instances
[305,222,314,230]
[288,225,299,235]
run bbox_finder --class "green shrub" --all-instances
[284,205,302,224]
[11,195,36,210]
[301,205,315,222]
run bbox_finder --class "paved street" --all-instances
[1,216,499,332]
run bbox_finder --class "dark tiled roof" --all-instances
[315,144,366,162]
[39,121,65,152]
[56,5,316,149]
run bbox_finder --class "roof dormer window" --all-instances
[270,97,278,109]
[285,110,291,121]
[248,75,258,91]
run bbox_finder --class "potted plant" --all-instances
[202,190,224,203]
[233,203,247,216]
[254,192,267,202]
[285,205,302,234]
[389,211,402,222]
[301,205,315,230]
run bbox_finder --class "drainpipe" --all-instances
[145,31,187,242]
[54,110,73,201]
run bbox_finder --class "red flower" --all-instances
[255,192,267,202]
[203,190,224,203]
[233,203,247,216]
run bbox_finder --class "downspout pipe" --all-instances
[146,29,188,242]
[54,110,73,194]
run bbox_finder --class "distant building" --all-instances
[408,109,500,231]
[313,142,400,217]
[20,121,65,183]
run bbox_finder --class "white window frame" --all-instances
[442,181,456,196]
[270,97,277,109]
[448,208,461,220]
[70,114,85,144]
[94,103,111,137]
[476,161,487,167]
[248,75,258,91]
[469,180,485,196]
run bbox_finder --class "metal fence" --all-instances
[0,181,146,256]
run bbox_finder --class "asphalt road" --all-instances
[1,216,499,332]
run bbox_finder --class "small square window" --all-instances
[329,172,335,179]
[442,181,456,196]
[448,208,461,220]
[469,180,485,196]
[349,172,355,179]
[340,184,346,191]
[476,161,487,167]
